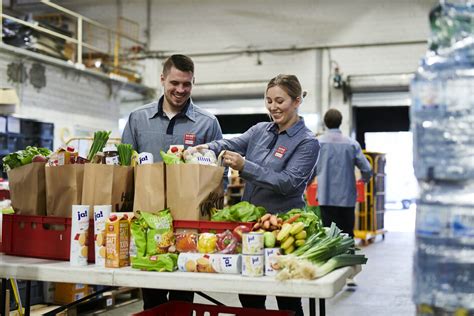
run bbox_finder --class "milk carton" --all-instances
[70,205,90,266]
[93,205,112,266]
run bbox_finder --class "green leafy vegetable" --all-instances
[160,150,183,165]
[2,146,52,172]
[211,201,266,222]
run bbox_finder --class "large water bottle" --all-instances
[413,182,474,311]
[410,2,474,181]
[412,1,474,315]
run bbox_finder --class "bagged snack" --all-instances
[141,210,174,255]
[216,230,238,254]
[197,233,217,254]
[131,253,178,272]
[175,232,198,253]
[105,213,130,268]
[70,205,90,266]
[94,205,111,266]
[130,215,147,259]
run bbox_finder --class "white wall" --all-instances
[0,49,122,148]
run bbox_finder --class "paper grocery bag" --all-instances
[166,164,225,220]
[45,164,85,217]
[82,164,134,214]
[7,162,47,215]
[133,163,165,213]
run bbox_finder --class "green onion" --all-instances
[87,130,111,161]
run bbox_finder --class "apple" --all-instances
[232,225,251,242]
[32,155,48,163]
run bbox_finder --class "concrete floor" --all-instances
[99,208,416,316]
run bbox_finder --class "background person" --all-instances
[190,74,319,316]
[121,54,223,310]
[315,108,372,237]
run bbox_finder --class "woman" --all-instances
[192,74,320,315]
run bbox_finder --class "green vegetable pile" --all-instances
[87,130,111,161]
[211,201,266,222]
[2,146,51,172]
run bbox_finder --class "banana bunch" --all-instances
[276,222,307,254]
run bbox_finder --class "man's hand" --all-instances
[221,150,245,171]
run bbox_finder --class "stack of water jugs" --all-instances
[411,0,474,315]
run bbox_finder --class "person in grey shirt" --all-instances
[316,108,372,237]
[122,55,222,161]
[121,54,223,310]
[193,74,319,316]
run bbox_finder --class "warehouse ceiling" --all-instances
[8,0,438,55]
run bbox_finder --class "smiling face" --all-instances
[161,66,194,111]
[265,85,301,131]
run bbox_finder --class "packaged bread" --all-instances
[94,205,112,266]
[70,205,90,266]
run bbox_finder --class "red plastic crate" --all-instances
[133,301,294,316]
[173,220,254,233]
[1,214,95,262]
[306,181,365,205]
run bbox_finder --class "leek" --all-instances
[312,254,368,278]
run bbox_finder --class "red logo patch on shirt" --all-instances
[184,133,196,146]
[274,146,287,159]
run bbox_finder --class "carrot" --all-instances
[283,214,301,224]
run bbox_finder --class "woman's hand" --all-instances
[222,150,245,171]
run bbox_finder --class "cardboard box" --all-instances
[54,282,89,305]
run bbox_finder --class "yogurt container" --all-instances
[242,232,264,255]
[177,253,242,274]
[242,254,264,277]
[93,205,111,266]
[70,205,90,266]
[264,248,282,276]
[138,152,154,165]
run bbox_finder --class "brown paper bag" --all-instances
[45,164,84,217]
[166,164,225,220]
[133,163,165,213]
[7,162,46,215]
[82,164,134,213]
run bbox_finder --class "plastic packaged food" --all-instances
[175,231,198,253]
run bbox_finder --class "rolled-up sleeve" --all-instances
[354,143,372,182]
[241,138,320,195]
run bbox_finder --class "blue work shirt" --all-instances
[121,96,223,161]
[316,128,372,207]
[208,118,320,214]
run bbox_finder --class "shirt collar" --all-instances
[266,117,306,137]
[148,96,196,121]
[327,128,342,133]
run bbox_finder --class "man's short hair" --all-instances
[324,109,343,129]
[163,54,194,76]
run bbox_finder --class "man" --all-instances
[315,108,372,238]
[121,54,223,309]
